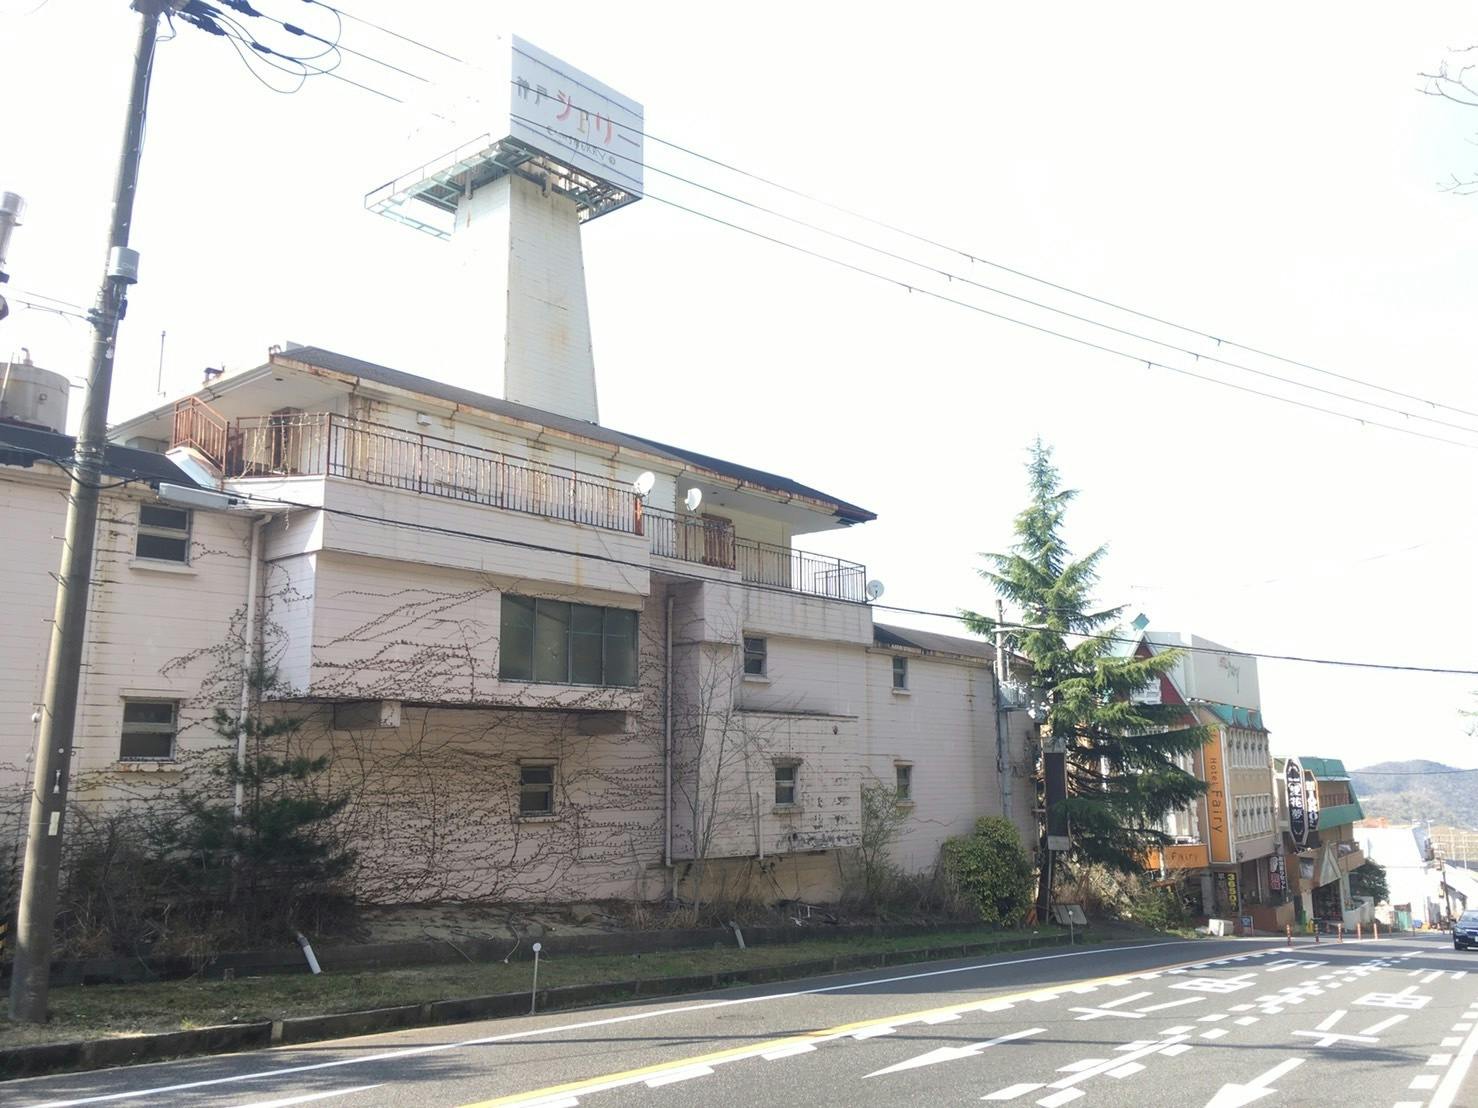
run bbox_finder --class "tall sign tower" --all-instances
[366,36,642,424]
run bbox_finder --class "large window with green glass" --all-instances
[499,595,639,687]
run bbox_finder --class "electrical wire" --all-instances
[170,483,1476,677]
[217,0,428,81]
[508,106,1478,439]
[299,0,466,64]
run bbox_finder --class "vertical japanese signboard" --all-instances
[1286,758,1307,847]
[1203,727,1232,864]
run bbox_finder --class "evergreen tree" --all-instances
[964,440,1206,878]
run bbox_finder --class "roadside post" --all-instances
[530,941,543,1014]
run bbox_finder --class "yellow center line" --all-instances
[459,947,1274,1107]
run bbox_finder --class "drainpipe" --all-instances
[663,592,673,871]
[235,514,269,819]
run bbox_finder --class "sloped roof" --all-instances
[1300,756,1351,781]
[271,347,877,525]
[0,422,200,488]
[874,623,996,662]
[1199,701,1269,733]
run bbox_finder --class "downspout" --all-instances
[663,592,673,871]
[235,514,269,820]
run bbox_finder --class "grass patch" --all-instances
[0,925,1129,1049]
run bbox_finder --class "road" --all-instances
[4,932,1476,1108]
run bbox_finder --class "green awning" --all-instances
[1200,702,1268,732]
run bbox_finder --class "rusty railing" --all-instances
[171,397,229,471]
[644,507,736,568]
[228,412,640,534]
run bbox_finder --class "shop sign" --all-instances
[1269,849,1286,892]
[1204,729,1232,863]
[1286,758,1307,846]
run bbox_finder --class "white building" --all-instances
[0,345,1037,907]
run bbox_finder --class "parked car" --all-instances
[1455,910,1478,951]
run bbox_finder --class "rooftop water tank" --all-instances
[0,353,69,433]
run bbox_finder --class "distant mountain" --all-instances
[1352,760,1478,829]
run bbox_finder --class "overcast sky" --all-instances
[3,1,1476,772]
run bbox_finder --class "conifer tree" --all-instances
[964,440,1206,881]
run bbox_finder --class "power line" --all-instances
[299,0,466,64]
[156,481,1472,677]
[508,106,1478,439]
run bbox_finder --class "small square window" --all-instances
[120,699,177,761]
[774,763,797,806]
[744,636,767,677]
[519,764,555,816]
[895,764,913,802]
[136,504,192,563]
[892,656,908,690]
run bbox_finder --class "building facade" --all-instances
[1,347,1036,907]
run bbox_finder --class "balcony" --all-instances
[172,400,640,535]
[644,507,867,603]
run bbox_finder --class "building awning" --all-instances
[1199,702,1268,732]
[1298,756,1351,781]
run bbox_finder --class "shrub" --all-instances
[941,816,1035,928]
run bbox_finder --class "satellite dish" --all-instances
[684,487,703,512]
[632,471,656,498]
[866,579,885,601]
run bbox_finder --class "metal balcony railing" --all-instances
[217,412,641,534]
[645,507,867,602]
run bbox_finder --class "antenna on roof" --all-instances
[632,471,656,498]
[866,579,885,602]
[684,487,703,512]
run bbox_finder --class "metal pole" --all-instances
[9,0,166,1023]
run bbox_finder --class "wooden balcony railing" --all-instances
[218,412,641,534]
[646,507,867,603]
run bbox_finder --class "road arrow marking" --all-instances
[1202,1057,1304,1108]
[863,1027,1044,1078]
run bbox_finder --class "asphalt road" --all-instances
[4,932,1476,1108]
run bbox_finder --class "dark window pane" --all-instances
[135,534,189,562]
[520,765,554,785]
[743,636,766,676]
[139,505,189,530]
[499,595,535,680]
[605,608,637,640]
[572,604,604,635]
[120,731,174,760]
[123,701,174,725]
[533,600,571,683]
[605,610,637,687]
[571,631,603,684]
[519,766,555,814]
[892,656,908,688]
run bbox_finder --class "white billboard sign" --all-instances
[508,36,644,196]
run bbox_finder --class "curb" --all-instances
[1,932,1076,1080]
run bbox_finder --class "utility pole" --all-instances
[9,0,168,1023]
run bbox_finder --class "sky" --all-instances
[2,1,1476,772]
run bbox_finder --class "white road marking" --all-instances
[1057,1059,1108,1073]
[1161,1025,1196,1035]
[645,1065,713,1088]
[1200,1028,1229,1040]
[1421,971,1444,984]
[760,1043,816,1060]
[1361,1015,1408,1036]
[1456,1023,1474,1032]
[1036,1090,1084,1107]
[1161,1044,1194,1056]
[982,1084,1044,1101]
[1043,1034,1189,1094]
[1454,971,1468,979]
[20,940,1214,1108]
[1107,1062,1145,1078]
[851,1025,896,1040]
[1201,1057,1304,1108]
[1198,1014,1229,1022]
[1410,1074,1439,1091]
[1069,990,1153,1020]
[1235,1016,1259,1026]
[1028,993,1063,1004]
[1229,1004,1254,1012]
[1137,997,1204,1013]
[864,1027,1044,1079]
[1115,1040,1153,1051]
[1431,1006,1478,1108]
[921,1013,961,1025]
[1429,1053,1453,1066]
[1408,969,1424,977]
[1443,1036,1463,1047]
[228,1088,385,1108]
[1315,1011,1346,1033]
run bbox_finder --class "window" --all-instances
[518,764,555,816]
[743,636,767,677]
[499,595,638,686]
[120,699,177,761]
[135,505,191,563]
[892,656,908,690]
[774,763,798,806]
[895,763,913,802]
